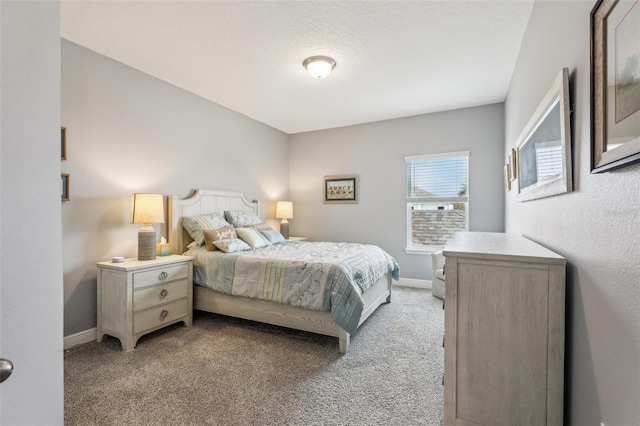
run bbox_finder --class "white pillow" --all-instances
[236,228,270,248]
[213,238,252,253]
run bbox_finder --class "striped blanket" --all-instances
[186,241,400,335]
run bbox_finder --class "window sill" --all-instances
[405,246,444,255]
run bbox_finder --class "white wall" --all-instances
[0,1,64,423]
[289,104,505,280]
[61,40,289,336]
[504,2,640,425]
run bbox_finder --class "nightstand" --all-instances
[96,255,193,351]
[286,236,307,241]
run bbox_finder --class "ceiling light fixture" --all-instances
[303,56,336,79]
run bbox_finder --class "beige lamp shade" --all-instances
[131,193,165,225]
[130,193,164,260]
[275,201,293,240]
[275,201,293,219]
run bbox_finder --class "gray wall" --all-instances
[1,1,64,423]
[289,104,505,280]
[61,40,289,336]
[504,2,640,425]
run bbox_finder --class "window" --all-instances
[405,151,469,251]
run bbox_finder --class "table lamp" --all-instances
[275,201,293,240]
[130,193,164,260]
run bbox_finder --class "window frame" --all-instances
[405,151,470,253]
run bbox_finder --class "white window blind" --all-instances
[405,151,470,250]
[406,151,469,203]
[535,143,563,181]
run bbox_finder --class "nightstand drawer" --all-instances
[133,279,189,312]
[133,263,189,289]
[133,298,188,335]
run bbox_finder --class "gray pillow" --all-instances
[182,213,231,246]
[224,210,262,228]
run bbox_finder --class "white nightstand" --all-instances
[96,255,193,351]
[286,236,307,241]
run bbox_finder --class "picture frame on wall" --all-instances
[61,174,70,201]
[510,148,518,180]
[504,164,511,191]
[323,175,358,204]
[61,127,67,160]
[591,0,640,172]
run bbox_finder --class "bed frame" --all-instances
[168,189,392,353]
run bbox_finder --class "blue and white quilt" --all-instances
[186,241,400,335]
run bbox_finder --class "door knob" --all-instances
[0,358,13,383]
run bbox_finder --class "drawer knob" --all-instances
[160,289,168,298]
[160,309,168,319]
[158,271,168,281]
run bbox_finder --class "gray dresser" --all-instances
[443,232,566,426]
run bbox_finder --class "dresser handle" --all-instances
[442,374,444,386]
[442,335,445,348]
[160,289,168,298]
[160,309,168,319]
[158,271,168,281]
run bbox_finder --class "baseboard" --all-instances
[394,278,431,289]
[64,327,97,350]
[63,280,430,349]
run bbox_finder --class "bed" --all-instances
[168,189,398,353]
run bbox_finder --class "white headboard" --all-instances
[168,189,259,254]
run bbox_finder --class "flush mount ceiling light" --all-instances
[303,56,336,79]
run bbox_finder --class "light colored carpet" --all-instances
[64,286,444,425]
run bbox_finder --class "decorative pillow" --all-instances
[182,213,230,246]
[224,210,262,228]
[235,228,270,249]
[246,222,273,231]
[204,226,237,251]
[213,238,252,253]
[259,229,286,244]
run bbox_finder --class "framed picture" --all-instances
[510,148,518,180]
[61,127,67,160]
[323,175,358,204]
[516,68,572,201]
[591,0,640,172]
[504,164,511,191]
[61,174,70,201]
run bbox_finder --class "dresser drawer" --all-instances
[133,279,189,312]
[133,263,189,289]
[133,298,188,335]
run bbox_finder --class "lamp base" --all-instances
[280,221,290,240]
[138,230,156,261]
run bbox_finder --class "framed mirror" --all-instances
[516,68,572,202]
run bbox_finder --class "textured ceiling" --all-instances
[61,1,534,134]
